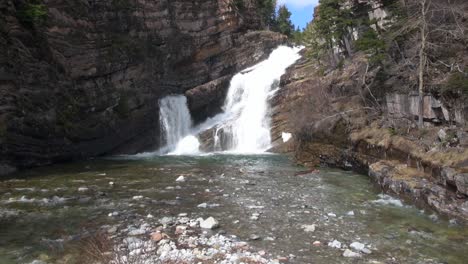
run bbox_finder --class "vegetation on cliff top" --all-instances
[297,0,467,127]
[16,0,48,28]
[244,0,297,37]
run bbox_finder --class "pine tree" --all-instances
[256,0,277,29]
[276,5,294,37]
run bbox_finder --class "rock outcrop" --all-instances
[271,52,468,221]
[0,0,286,174]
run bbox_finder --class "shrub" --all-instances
[355,29,386,65]
[444,72,468,94]
[17,1,47,27]
[232,0,245,11]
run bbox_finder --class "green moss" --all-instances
[17,1,48,27]
[444,72,468,94]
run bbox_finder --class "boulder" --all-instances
[455,173,468,196]
[200,217,219,229]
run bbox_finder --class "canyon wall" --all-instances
[0,0,286,174]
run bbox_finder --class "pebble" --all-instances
[312,241,321,246]
[128,228,146,236]
[78,187,88,192]
[327,213,337,217]
[108,211,119,217]
[109,181,114,186]
[343,249,362,258]
[107,226,118,234]
[350,242,365,251]
[200,217,219,229]
[150,232,168,242]
[159,217,174,225]
[176,176,185,182]
[302,224,316,233]
[328,240,342,249]
[175,225,187,235]
[249,234,261,241]
[347,211,355,216]
[361,248,372,254]
[147,214,154,218]
[132,195,143,200]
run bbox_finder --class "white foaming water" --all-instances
[169,135,200,155]
[158,46,302,155]
[159,95,194,153]
[215,46,302,152]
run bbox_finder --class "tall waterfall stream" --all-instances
[158,46,302,155]
[1,47,467,264]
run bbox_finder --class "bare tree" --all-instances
[418,0,431,128]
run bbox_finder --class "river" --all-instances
[1,154,466,263]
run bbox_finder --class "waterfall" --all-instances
[158,46,302,155]
[215,46,302,152]
[159,95,198,154]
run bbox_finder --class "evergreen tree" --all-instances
[256,0,277,29]
[276,5,294,37]
[292,26,303,43]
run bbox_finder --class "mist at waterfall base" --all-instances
[158,96,200,155]
[158,46,302,155]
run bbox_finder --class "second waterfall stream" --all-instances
[159,46,302,155]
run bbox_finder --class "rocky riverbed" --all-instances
[1,154,467,264]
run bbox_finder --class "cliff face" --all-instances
[0,0,286,174]
[269,0,468,221]
[271,51,468,221]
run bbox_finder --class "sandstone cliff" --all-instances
[0,0,286,174]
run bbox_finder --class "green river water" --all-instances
[0,154,467,263]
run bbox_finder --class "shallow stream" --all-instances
[0,154,467,263]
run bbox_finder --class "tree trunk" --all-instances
[343,34,353,57]
[418,0,428,128]
[327,41,337,67]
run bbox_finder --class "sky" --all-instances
[277,0,319,30]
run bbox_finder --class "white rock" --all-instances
[327,213,337,217]
[200,217,219,229]
[78,187,88,192]
[438,129,447,141]
[197,203,208,208]
[159,217,174,225]
[147,214,154,218]
[132,195,143,200]
[128,228,146,236]
[282,132,292,143]
[302,224,316,233]
[328,240,342,249]
[109,181,114,186]
[176,176,185,182]
[343,249,361,258]
[350,242,365,251]
[347,211,355,216]
[108,211,119,217]
[361,248,372,254]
